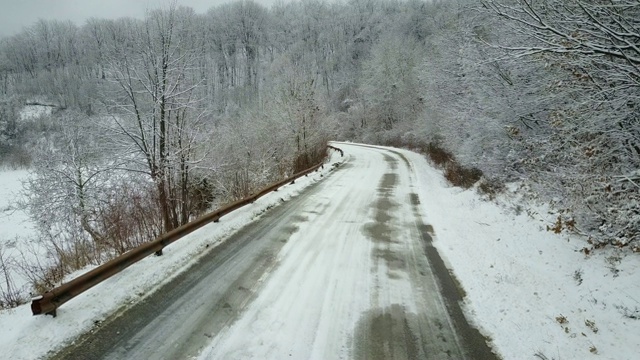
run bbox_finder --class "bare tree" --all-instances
[360,33,423,134]
[102,5,210,232]
[0,244,25,308]
[22,111,116,267]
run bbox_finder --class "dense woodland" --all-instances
[0,0,638,304]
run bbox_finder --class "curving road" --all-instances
[51,143,496,360]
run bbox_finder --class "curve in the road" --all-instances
[50,143,497,360]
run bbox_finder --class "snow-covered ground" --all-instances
[0,169,34,240]
[195,143,640,360]
[1,144,638,360]
[20,104,54,121]
[0,152,344,360]
[0,169,38,297]
[195,143,474,359]
[394,145,640,360]
[0,170,34,241]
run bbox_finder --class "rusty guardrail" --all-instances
[31,147,343,316]
[328,145,344,157]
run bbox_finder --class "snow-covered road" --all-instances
[52,143,494,360]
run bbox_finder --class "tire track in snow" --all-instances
[354,150,464,359]
[351,145,498,360]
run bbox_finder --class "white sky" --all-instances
[0,0,278,38]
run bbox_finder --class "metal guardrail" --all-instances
[31,147,343,316]
[328,145,344,157]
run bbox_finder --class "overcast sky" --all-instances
[0,0,277,38]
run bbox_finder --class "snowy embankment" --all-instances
[392,146,639,360]
[0,152,344,360]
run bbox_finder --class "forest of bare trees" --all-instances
[0,0,637,306]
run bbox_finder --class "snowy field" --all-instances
[0,169,33,241]
[0,104,58,301]
[0,169,38,297]
[20,104,53,121]
[0,144,638,360]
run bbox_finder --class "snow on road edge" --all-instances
[356,143,639,360]
[0,152,345,360]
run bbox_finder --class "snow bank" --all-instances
[394,146,640,360]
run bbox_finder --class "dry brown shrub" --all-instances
[444,162,483,189]
[425,142,454,166]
